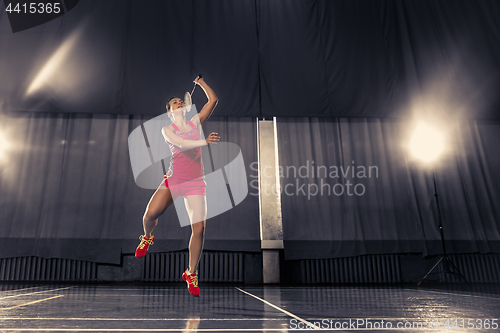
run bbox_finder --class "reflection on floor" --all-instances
[1,283,499,331]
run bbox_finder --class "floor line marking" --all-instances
[1,295,64,310]
[90,288,247,291]
[409,288,500,300]
[235,287,321,330]
[0,286,44,294]
[0,286,74,300]
[0,328,289,332]
[0,318,287,321]
[0,328,421,331]
[0,317,441,322]
[61,294,179,297]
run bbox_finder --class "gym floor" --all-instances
[1,283,499,332]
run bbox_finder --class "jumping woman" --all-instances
[135,76,219,297]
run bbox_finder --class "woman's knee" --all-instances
[143,208,159,223]
[191,221,205,235]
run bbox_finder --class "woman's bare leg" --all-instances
[143,183,174,238]
[184,195,207,273]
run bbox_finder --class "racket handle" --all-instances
[198,74,202,79]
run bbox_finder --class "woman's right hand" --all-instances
[206,132,220,145]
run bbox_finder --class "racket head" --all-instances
[184,91,193,112]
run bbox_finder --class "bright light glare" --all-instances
[26,29,82,95]
[409,122,445,163]
[0,130,12,163]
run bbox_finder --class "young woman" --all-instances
[135,76,219,297]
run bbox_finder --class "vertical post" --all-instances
[257,117,283,284]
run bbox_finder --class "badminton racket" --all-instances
[184,74,202,111]
[184,75,217,176]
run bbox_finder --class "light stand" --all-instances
[417,172,469,286]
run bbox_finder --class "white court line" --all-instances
[1,295,64,310]
[0,317,449,322]
[89,288,250,291]
[0,329,423,331]
[0,286,74,300]
[0,317,433,331]
[0,318,287,321]
[409,288,500,300]
[0,326,418,332]
[0,286,45,294]
[235,287,321,330]
[63,294,179,297]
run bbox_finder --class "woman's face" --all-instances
[168,98,185,111]
[167,98,186,121]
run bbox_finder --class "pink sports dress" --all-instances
[163,121,206,197]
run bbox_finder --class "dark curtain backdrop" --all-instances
[1,0,500,263]
[277,118,500,260]
[1,0,500,119]
[0,112,260,264]
[2,113,499,263]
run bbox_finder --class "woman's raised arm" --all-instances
[192,76,218,125]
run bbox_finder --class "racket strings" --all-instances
[184,74,202,109]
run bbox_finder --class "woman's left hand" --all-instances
[193,76,204,85]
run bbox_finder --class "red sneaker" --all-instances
[135,235,154,257]
[182,269,200,296]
